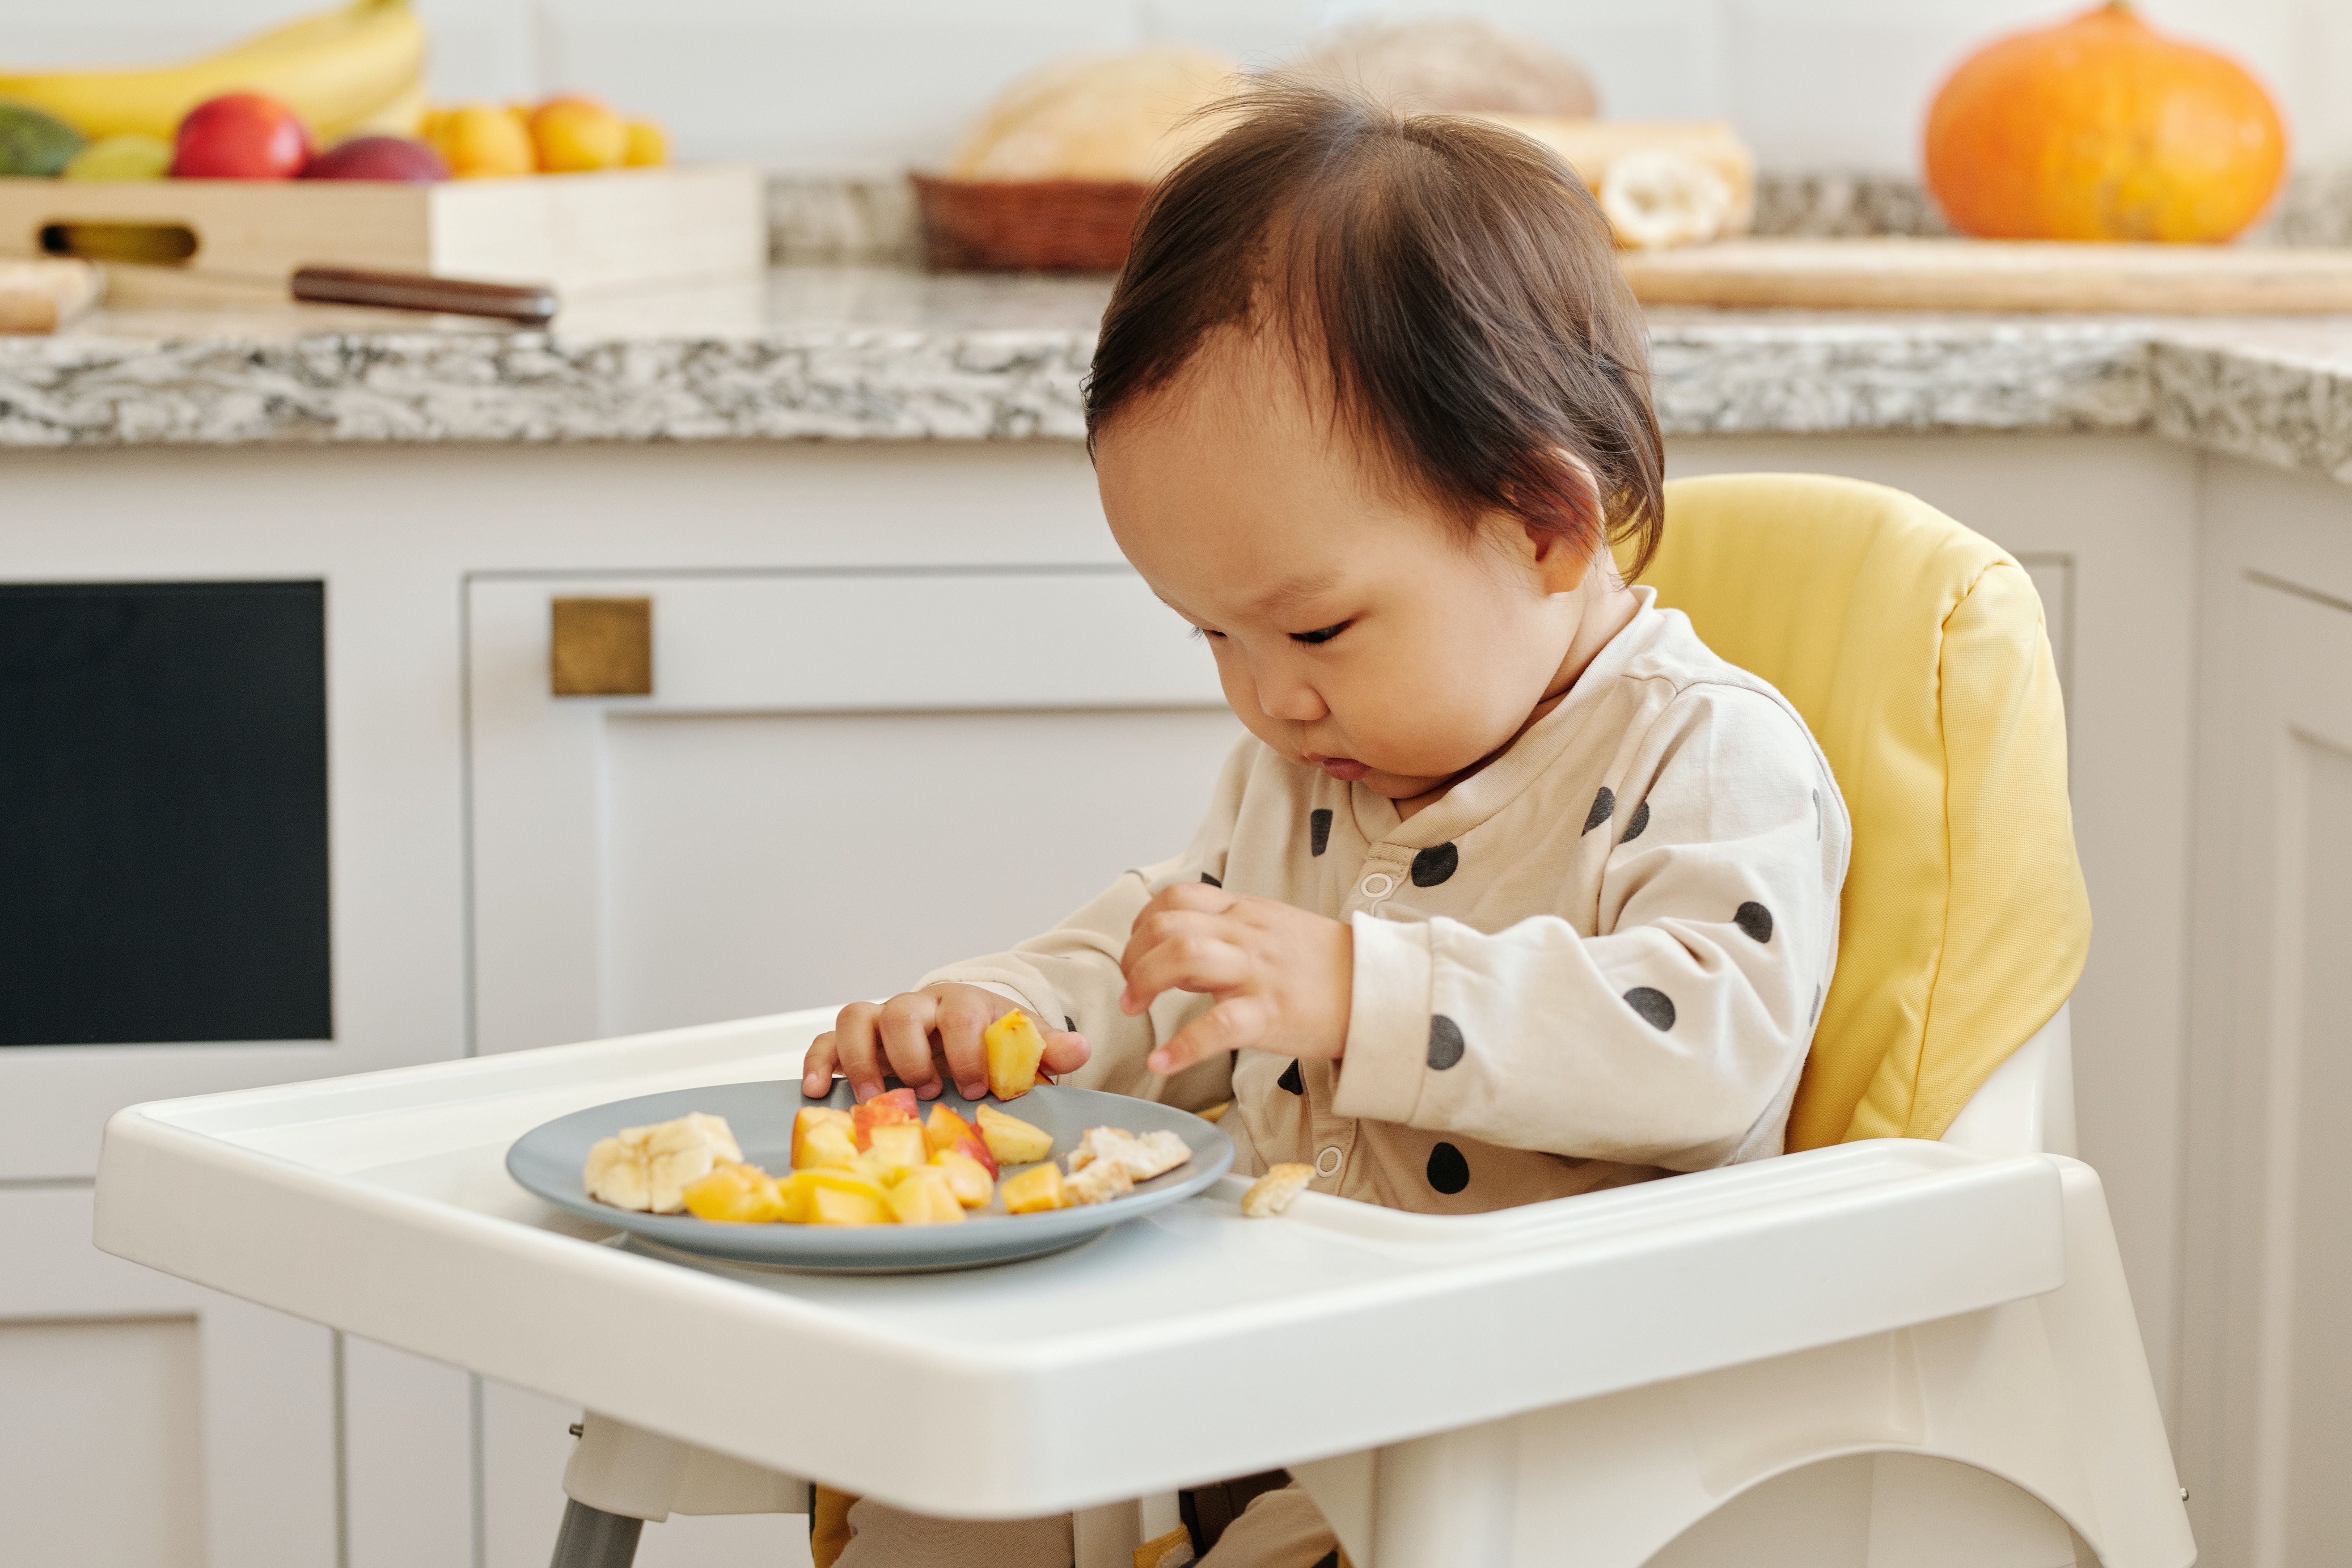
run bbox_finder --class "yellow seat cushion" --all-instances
[1624,474,2090,1148]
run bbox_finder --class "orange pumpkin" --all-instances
[1924,1,2287,243]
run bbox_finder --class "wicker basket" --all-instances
[911,173,1151,272]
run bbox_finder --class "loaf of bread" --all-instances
[949,48,1240,183]
[1287,18,1598,118]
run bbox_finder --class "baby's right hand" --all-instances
[802,984,1091,1103]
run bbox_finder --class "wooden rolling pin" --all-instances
[1619,238,2352,314]
[0,258,103,333]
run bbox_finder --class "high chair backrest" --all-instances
[1623,474,2089,1150]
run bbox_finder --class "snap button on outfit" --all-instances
[1359,873,1395,899]
[1316,1146,1343,1177]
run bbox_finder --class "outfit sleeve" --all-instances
[918,735,1260,1106]
[1331,685,1847,1171]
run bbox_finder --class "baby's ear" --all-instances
[1519,448,1604,593]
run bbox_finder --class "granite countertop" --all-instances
[5,264,2352,486]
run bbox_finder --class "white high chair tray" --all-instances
[93,1008,2068,1520]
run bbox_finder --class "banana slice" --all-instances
[584,1112,743,1214]
[1599,148,1734,250]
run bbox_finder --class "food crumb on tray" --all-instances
[1241,1163,1314,1218]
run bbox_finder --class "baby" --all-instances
[804,84,1849,1568]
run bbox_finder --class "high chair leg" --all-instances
[550,1499,643,1568]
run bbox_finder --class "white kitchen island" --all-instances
[2,269,2346,1568]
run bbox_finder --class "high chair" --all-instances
[91,476,2191,1568]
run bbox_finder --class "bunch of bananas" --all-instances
[0,0,426,144]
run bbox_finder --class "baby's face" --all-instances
[1096,332,1593,805]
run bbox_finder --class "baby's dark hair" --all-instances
[1086,82,1664,578]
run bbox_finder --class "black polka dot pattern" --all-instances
[1624,986,1676,1031]
[1427,1141,1469,1195]
[1311,1554,1341,1568]
[1582,786,1615,834]
[1309,808,1333,857]
[1064,1015,1077,1034]
[1411,842,1458,887]
[1735,902,1774,943]
[1427,1014,1464,1070]
[1278,1059,1304,1095]
[1621,800,1650,843]
[1199,871,1222,888]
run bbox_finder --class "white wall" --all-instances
[17,0,2352,176]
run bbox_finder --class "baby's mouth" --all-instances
[1307,754,1371,781]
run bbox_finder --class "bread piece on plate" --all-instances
[1241,1163,1314,1218]
[1065,1157,1135,1207]
[1070,1126,1192,1181]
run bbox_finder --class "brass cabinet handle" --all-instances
[550,597,652,697]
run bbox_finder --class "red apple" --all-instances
[302,135,449,182]
[922,1104,997,1175]
[173,93,312,179]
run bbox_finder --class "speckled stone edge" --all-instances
[8,318,2352,492]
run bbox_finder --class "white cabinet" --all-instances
[2179,455,2352,1568]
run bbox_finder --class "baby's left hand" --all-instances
[1117,882,1353,1075]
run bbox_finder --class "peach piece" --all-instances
[983,1010,1049,1100]
[789,1170,891,1225]
[884,1166,966,1226]
[1001,1162,1065,1213]
[931,1147,996,1209]
[866,1123,928,1178]
[791,1107,858,1171]
[976,1103,1055,1166]
[851,1087,920,1150]
[681,1162,787,1223]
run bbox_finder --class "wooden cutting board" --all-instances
[1619,238,2352,313]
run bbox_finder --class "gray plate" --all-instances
[506,1081,1234,1272]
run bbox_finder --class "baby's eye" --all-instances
[1290,621,1350,646]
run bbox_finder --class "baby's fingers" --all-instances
[1147,995,1272,1076]
[931,988,998,1100]
[814,1001,885,1098]
[1120,930,1248,1015]
[1040,1027,1091,1081]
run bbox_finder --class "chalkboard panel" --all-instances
[0,582,330,1045]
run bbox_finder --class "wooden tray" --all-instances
[1619,238,2352,314]
[0,165,765,303]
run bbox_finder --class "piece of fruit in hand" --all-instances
[682,1162,786,1223]
[583,1112,742,1213]
[931,1147,995,1209]
[1064,1157,1134,1207]
[1001,1162,1066,1213]
[851,1087,920,1149]
[884,1166,966,1226]
[923,1104,998,1175]
[791,1107,859,1171]
[976,1103,1054,1166]
[983,1010,1048,1100]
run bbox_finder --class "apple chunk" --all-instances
[791,1107,859,1171]
[924,1104,998,1176]
[681,1162,787,1223]
[1001,1162,1065,1213]
[865,1122,928,1178]
[982,1010,1048,1101]
[851,1087,920,1150]
[976,1104,1054,1166]
[884,1166,966,1226]
[931,1147,995,1209]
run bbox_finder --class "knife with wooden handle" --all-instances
[290,266,558,324]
